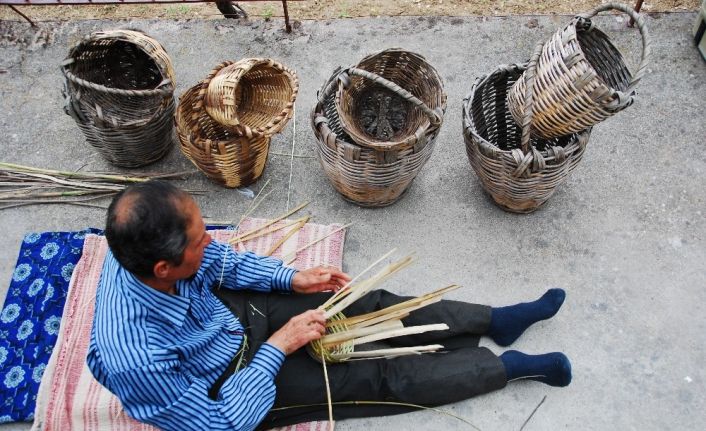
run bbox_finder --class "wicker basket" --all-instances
[204,58,298,137]
[335,48,445,151]
[463,45,591,214]
[176,62,272,188]
[507,3,650,140]
[61,29,176,167]
[312,66,443,207]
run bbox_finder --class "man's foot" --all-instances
[487,288,566,346]
[500,350,572,387]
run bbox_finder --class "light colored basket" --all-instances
[204,58,298,138]
[507,3,650,139]
[175,62,271,188]
[463,45,590,214]
[61,29,176,167]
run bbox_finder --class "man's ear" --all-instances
[153,260,171,280]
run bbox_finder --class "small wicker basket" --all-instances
[61,29,176,167]
[463,45,591,214]
[204,58,299,138]
[176,62,271,188]
[507,2,651,139]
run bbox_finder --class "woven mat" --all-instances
[0,229,101,424]
[32,219,345,431]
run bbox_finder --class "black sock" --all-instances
[500,350,572,387]
[487,288,565,346]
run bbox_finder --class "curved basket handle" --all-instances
[347,67,443,126]
[61,66,174,98]
[577,2,651,95]
[519,42,545,156]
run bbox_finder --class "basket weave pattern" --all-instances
[313,49,446,207]
[61,29,176,168]
[507,2,650,139]
[463,61,590,213]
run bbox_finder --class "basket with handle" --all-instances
[61,29,176,167]
[176,62,271,188]
[506,2,651,140]
[312,66,443,207]
[463,44,591,214]
[204,58,299,138]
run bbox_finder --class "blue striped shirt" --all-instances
[87,240,297,431]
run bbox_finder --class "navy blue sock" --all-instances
[500,350,572,387]
[487,288,566,346]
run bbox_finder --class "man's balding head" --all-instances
[106,181,194,278]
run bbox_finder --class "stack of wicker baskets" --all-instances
[176,59,298,188]
[312,49,446,207]
[464,2,650,213]
[61,29,176,168]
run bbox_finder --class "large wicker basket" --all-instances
[204,58,298,138]
[61,29,176,167]
[507,3,650,139]
[313,63,444,207]
[463,46,591,214]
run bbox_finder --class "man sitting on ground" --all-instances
[87,181,572,431]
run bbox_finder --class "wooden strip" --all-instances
[283,222,352,265]
[348,323,448,347]
[264,217,309,256]
[321,319,404,346]
[228,201,309,243]
[329,344,444,360]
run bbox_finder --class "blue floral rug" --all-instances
[0,229,101,424]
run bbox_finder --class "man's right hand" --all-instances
[267,309,326,355]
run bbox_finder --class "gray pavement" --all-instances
[1,11,704,431]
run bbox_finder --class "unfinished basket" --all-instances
[176,62,271,188]
[312,64,443,207]
[61,29,176,167]
[463,45,591,214]
[507,2,651,139]
[204,58,298,138]
[335,48,445,151]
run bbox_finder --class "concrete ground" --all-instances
[1,11,704,431]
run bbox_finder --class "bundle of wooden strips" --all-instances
[308,250,458,363]
[0,162,194,210]
[61,29,177,168]
[507,2,650,139]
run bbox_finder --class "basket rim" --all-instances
[61,29,175,96]
[333,48,447,152]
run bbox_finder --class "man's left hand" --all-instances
[291,266,351,294]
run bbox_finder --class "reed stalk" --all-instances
[283,222,352,265]
[228,201,309,243]
[264,217,309,256]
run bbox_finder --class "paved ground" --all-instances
[1,11,704,431]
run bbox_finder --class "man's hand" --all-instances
[267,309,327,355]
[291,266,351,294]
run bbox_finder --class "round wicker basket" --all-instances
[175,62,271,188]
[204,58,299,138]
[463,47,591,214]
[61,29,176,167]
[507,2,650,139]
[312,65,442,208]
[335,49,445,151]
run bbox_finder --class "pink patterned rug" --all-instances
[32,219,345,431]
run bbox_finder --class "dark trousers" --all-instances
[214,289,507,429]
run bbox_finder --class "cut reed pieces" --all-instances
[507,2,650,139]
[61,29,176,168]
[309,251,456,364]
[312,49,446,207]
[463,58,590,214]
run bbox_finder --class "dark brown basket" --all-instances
[463,46,591,213]
[176,62,271,188]
[312,65,442,208]
[507,3,650,139]
[334,48,445,151]
[61,29,176,168]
